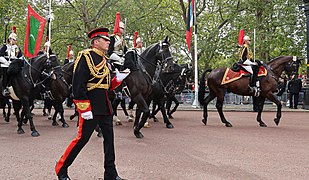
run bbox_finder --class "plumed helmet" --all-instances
[243,36,251,41]
[44,41,50,47]
[119,21,125,29]
[8,33,17,40]
[136,37,143,44]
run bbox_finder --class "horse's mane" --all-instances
[267,56,290,65]
[141,43,157,57]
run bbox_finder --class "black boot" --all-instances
[57,173,71,180]
[248,65,259,94]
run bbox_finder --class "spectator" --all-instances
[287,74,302,109]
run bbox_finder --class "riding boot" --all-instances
[249,65,259,94]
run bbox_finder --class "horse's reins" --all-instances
[24,54,59,87]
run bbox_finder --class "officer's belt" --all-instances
[86,83,109,90]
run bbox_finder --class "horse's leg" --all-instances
[158,98,173,128]
[265,92,282,125]
[58,103,69,128]
[6,98,11,122]
[216,93,232,127]
[52,104,59,126]
[22,99,39,137]
[256,96,267,127]
[133,94,150,138]
[169,96,179,119]
[120,98,129,117]
[13,100,24,134]
[149,101,160,122]
[112,98,122,125]
[165,98,172,118]
[202,93,216,125]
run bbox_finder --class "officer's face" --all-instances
[96,38,110,52]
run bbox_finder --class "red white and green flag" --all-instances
[186,0,194,51]
[24,4,46,58]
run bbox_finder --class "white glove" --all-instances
[81,111,93,120]
[115,68,130,81]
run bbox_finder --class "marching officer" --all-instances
[0,27,23,96]
[107,21,127,66]
[55,27,129,180]
[239,35,260,95]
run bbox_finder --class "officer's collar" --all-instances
[92,48,104,56]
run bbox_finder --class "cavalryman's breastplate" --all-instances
[6,45,19,58]
[113,35,124,56]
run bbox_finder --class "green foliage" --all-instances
[0,0,307,72]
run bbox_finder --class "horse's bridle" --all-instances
[24,54,60,87]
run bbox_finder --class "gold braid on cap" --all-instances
[74,48,111,91]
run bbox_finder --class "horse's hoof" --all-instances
[153,118,159,122]
[52,122,59,126]
[259,123,267,127]
[48,116,52,120]
[202,119,207,125]
[274,118,280,126]
[31,131,40,137]
[4,116,10,122]
[225,123,233,127]
[134,131,144,138]
[143,122,150,128]
[69,115,74,120]
[97,132,103,137]
[62,123,69,128]
[17,129,25,134]
[166,123,174,129]
[168,115,174,119]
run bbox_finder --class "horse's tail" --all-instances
[198,68,212,105]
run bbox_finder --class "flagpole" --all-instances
[192,0,199,108]
[47,0,52,57]
[253,28,256,62]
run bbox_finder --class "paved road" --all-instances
[0,109,308,180]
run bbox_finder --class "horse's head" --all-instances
[181,63,194,84]
[267,56,302,79]
[284,57,301,78]
[159,36,174,73]
[30,54,61,80]
[141,36,174,73]
[124,50,139,71]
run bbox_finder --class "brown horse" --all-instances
[198,56,301,127]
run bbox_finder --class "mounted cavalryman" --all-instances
[108,21,127,67]
[239,35,260,96]
[0,26,23,96]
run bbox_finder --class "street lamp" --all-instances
[3,16,10,44]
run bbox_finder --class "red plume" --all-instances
[12,26,17,33]
[133,31,138,48]
[66,45,72,59]
[238,29,245,47]
[113,12,121,34]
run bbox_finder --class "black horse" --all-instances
[198,56,301,127]
[123,36,174,138]
[46,61,73,127]
[149,63,193,120]
[10,54,61,137]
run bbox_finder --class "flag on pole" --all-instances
[186,0,194,51]
[113,12,121,35]
[24,4,46,58]
[238,29,245,47]
[133,31,138,48]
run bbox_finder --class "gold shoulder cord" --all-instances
[73,49,111,91]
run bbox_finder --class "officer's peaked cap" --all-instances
[87,27,110,41]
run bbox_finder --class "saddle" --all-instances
[221,65,267,85]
